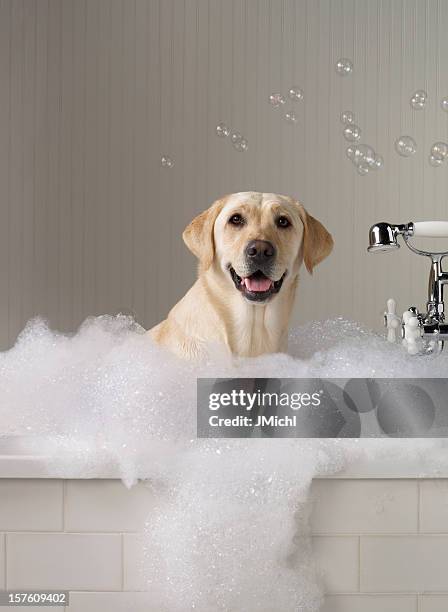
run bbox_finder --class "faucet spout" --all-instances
[369,219,448,354]
[427,257,448,322]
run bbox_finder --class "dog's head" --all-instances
[183,192,333,304]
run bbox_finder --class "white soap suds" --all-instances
[1,315,448,611]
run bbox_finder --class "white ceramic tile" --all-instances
[123,534,147,591]
[311,479,418,534]
[419,594,448,612]
[65,480,154,532]
[420,480,448,533]
[321,594,417,612]
[68,591,164,612]
[361,535,448,592]
[0,480,63,531]
[312,536,359,593]
[6,533,122,591]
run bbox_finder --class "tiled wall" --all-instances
[313,479,448,612]
[0,478,448,611]
[0,479,152,612]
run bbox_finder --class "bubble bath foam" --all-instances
[1,315,448,611]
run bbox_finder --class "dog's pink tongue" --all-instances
[243,276,272,292]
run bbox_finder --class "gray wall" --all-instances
[1,0,448,348]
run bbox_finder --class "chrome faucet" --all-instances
[368,221,448,353]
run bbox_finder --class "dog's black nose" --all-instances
[245,240,276,262]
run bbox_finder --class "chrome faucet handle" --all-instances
[370,222,448,354]
[383,299,444,355]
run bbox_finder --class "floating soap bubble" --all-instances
[269,93,286,107]
[441,97,448,112]
[284,110,298,124]
[374,155,384,169]
[340,110,355,125]
[288,86,304,101]
[233,137,248,152]
[346,144,382,175]
[354,145,376,167]
[410,90,427,110]
[357,162,370,176]
[346,146,356,160]
[346,144,381,176]
[216,122,230,138]
[430,141,448,161]
[343,124,361,142]
[395,136,417,157]
[161,155,174,168]
[335,58,353,76]
[429,155,444,167]
[231,131,243,144]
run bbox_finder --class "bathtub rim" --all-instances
[1,434,448,479]
[1,457,447,479]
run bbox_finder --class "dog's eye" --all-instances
[228,213,245,226]
[276,216,291,228]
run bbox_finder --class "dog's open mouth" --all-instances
[229,267,286,302]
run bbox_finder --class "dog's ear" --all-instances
[183,197,226,271]
[296,203,333,274]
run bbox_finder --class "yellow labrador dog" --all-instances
[149,192,333,359]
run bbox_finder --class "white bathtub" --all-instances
[1,436,448,612]
[1,434,446,479]
[0,435,51,479]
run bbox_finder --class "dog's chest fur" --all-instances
[205,272,298,358]
[226,298,288,357]
[150,273,297,359]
